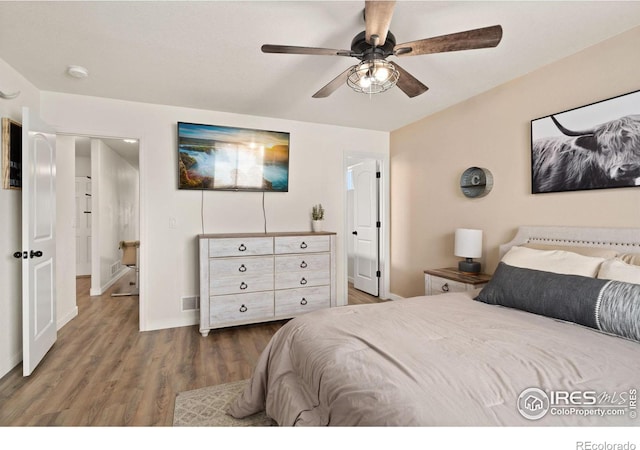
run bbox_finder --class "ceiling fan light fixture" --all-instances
[374,66,390,82]
[358,74,372,89]
[262,2,502,99]
[347,59,399,95]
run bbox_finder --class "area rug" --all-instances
[173,379,276,426]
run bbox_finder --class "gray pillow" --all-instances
[476,262,640,343]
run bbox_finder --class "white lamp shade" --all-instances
[454,228,483,258]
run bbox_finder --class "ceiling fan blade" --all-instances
[394,25,503,57]
[393,63,429,98]
[365,1,396,46]
[312,66,355,98]
[261,44,352,57]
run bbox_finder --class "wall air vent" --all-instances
[181,296,200,311]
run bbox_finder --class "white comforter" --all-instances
[227,292,640,426]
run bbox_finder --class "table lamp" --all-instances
[454,228,483,274]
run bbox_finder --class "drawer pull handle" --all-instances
[239,304,248,313]
[300,277,307,285]
[240,282,248,290]
[300,242,308,249]
[442,283,449,292]
[238,244,247,252]
[238,264,247,272]
[300,261,307,269]
[300,298,308,306]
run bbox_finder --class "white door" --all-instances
[75,177,92,276]
[21,107,57,376]
[351,159,379,296]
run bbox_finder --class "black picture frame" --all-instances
[2,117,22,190]
[530,89,640,194]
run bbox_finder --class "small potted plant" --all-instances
[311,204,324,232]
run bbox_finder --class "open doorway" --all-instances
[72,136,140,299]
[344,152,390,303]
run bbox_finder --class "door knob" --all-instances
[352,231,358,235]
[14,250,43,259]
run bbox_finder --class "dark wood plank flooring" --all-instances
[0,274,382,426]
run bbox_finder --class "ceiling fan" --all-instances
[261,1,503,98]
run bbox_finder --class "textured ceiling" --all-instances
[1,1,640,131]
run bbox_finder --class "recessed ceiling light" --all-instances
[67,65,89,79]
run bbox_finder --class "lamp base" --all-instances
[458,259,481,274]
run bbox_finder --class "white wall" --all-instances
[75,155,90,177]
[0,58,40,378]
[40,92,389,331]
[56,135,78,329]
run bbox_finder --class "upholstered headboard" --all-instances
[498,226,640,260]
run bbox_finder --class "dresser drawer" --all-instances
[428,276,470,295]
[210,256,273,278]
[275,270,330,290]
[210,291,274,324]
[275,235,330,254]
[210,273,274,295]
[275,253,329,273]
[209,237,273,257]
[275,286,330,316]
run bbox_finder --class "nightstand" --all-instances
[424,268,492,296]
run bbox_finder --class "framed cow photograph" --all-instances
[530,89,640,194]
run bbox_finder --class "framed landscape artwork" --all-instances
[178,122,290,192]
[530,89,640,194]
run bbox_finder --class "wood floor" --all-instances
[0,274,383,426]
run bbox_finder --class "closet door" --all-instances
[351,160,379,296]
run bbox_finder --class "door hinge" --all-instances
[376,171,381,179]
[376,270,381,278]
[376,221,381,228]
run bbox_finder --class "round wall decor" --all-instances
[460,167,493,198]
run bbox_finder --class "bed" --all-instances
[227,226,640,426]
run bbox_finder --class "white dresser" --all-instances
[198,232,337,337]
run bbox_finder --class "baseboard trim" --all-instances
[90,267,131,296]
[0,349,22,380]
[386,292,404,301]
[57,306,78,330]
